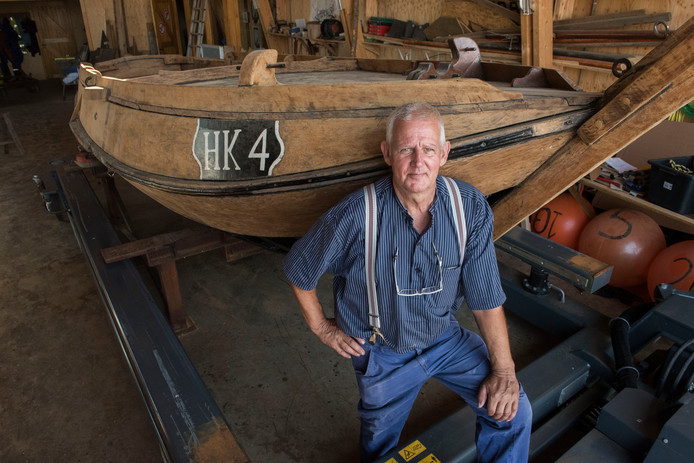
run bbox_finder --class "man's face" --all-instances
[381,117,450,198]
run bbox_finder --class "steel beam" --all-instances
[56,165,247,463]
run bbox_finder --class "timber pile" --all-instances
[429,9,673,74]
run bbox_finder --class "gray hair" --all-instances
[385,102,446,148]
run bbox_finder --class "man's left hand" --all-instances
[477,370,520,422]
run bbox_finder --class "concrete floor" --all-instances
[1,80,633,462]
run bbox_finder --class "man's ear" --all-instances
[440,140,451,166]
[381,140,392,166]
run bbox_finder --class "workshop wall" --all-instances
[55,0,694,93]
[0,0,86,79]
[78,0,153,56]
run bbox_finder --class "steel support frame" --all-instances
[56,165,243,462]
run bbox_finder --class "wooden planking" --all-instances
[275,0,310,22]
[119,0,153,54]
[103,76,524,116]
[255,0,288,52]
[149,58,361,85]
[377,0,444,24]
[462,0,520,24]
[79,0,112,50]
[76,64,589,188]
[150,0,182,54]
[79,0,153,56]
[553,0,577,21]
[222,0,243,52]
[442,0,517,30]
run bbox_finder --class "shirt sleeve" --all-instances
[283,197,361,291]
[460,190,506,310]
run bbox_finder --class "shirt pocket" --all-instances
[438,260,462,305]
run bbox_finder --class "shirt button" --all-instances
[416,242,422,247]
[415,267,421,273]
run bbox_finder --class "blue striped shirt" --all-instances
[283,175,506,353]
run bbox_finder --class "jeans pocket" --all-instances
[352,344,378,377]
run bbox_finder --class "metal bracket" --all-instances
[495,226,613,293]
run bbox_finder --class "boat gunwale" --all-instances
[79,62,600,119]
[80,76,602,122]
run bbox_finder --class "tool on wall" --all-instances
[186,0,208,57]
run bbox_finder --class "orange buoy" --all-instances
[529,192,593,250]
[578,209,666,288]
[647,240,694,300]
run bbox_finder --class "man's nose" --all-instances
[411,148,424,164]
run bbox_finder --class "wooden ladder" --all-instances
[186,0,208,57]
[1,113,24,156]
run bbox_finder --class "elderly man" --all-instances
[283,102,532,462]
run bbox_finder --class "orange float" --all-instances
[647,240,694,300]
[529,192,593,250]
[578,209,666,288]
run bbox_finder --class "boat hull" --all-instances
[70,53,598,237]
[73,113,579,236]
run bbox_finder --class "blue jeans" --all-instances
[351,322,532,462]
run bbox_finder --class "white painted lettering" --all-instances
[249,129,270,171]
[223,129,242,171]
[203,130,223,170]
[203,131,216,170]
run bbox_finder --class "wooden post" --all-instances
[520,11,532,66]
[223,0,243,52]
[355,0,378,58]
[204,1,214,45]
[532,0,553,67]
[156,260,187,331]
[78,0,95,50]
[339,0,353,53]
[255,0,286,52]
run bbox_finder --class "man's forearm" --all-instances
[290,283,365,358]
[291,283,328,333]
[472,306,516,373]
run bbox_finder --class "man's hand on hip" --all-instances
[314,318,366,359]
[477,370,520,422]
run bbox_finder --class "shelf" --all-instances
[580,178,694,234]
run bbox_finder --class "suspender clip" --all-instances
[369,326,386,345]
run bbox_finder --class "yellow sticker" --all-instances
[384,459,398,463]
[418,454,440,463]
[398,440,426,461]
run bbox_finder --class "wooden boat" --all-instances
[69,23,694,239]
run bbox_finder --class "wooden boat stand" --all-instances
[0,112,25,156]
[83,162,268,334]
[101,225,266,333]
